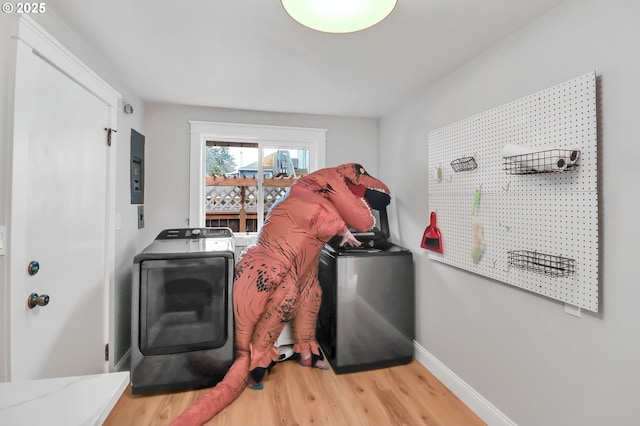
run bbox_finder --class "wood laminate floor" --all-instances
[105,358,485,426]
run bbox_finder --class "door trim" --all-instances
[6,15,120,379]
[12,15,120,106]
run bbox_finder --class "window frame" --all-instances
[189,121,327,229]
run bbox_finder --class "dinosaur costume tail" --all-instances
[170,353,250,426]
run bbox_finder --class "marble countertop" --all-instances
[0,371,129,425]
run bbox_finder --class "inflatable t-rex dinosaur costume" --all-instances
[171,163,390,426]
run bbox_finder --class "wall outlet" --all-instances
[137,206,145,229]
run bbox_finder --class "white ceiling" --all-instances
[48,0,566,118]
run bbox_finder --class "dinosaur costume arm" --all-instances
[171,164,390,426]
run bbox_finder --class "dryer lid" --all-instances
[142,228,235,255]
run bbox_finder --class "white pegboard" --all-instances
[427,72,599,312]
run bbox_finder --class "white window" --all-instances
[189,121,326,231]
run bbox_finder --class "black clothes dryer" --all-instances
[131,228,235,394]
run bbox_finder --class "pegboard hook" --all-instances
[499,222,511,232]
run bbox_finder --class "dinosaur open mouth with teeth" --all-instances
[290,163,391,233]
[343,164,391,212]
[346,179,391,211]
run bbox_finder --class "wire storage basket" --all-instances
[450,156,477,172]
[507,250,575,277]
[503,149,580,175]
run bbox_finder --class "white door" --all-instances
[7,17,119,381]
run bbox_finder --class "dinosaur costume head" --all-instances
[293,163,391,232]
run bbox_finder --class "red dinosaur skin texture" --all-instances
[170,164,390,426]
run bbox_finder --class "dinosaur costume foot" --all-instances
[248,344,280,372]
[298,351,329,370]
[299,358,329,370]
[248,361,277,390]
[248,366,266,390]
[247,378,263,390]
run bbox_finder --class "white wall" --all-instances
[141,102,378,245]
[378,0,640,425]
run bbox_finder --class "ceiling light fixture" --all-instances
[281,0,397,34]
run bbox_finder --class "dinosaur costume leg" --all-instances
[233,247,288,369]
[245,272,300,371]
[291,265,326,366]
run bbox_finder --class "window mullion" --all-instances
[256,144,265,230]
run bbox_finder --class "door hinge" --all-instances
[104,343,109,361]
[104,128,117,146]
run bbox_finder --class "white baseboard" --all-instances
[413,341,516,426]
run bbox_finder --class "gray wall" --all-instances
[378,0,639,425]
[141,103,378,246]
[133,105,377,372]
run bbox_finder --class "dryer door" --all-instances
[139,256,229,355]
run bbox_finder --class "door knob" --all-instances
[27,293,50,309]
[28,261,40,276]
